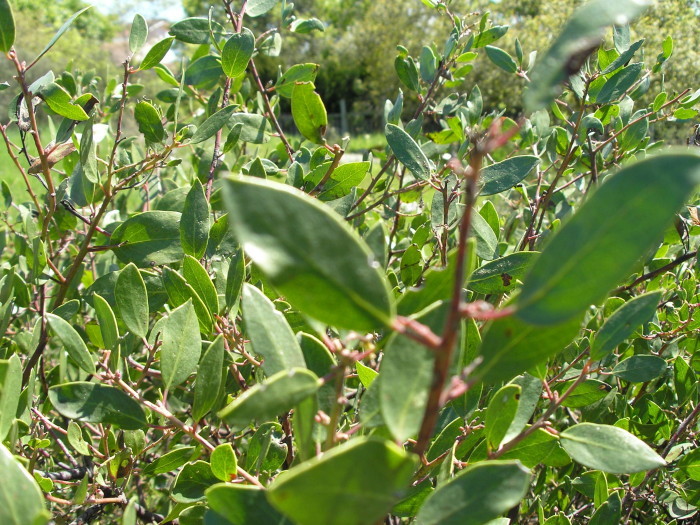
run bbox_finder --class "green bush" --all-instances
[0,0,699,523]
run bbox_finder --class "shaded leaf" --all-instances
[386,124,431,181]
[612,355,666,383]
[0,443,47,525]
[191,105,238,144]
[115,263,149,339]
[206,485,287,524]
[0,355,21,440]
[169,17,226,44]
[469,252,538,294]
[92,293,119,350]
[193,336,225,420]
[485,384,521,450]
[480,156,539,196]
[46,313,95,375]
[172,461,219,503]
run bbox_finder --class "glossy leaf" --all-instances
[524,0,651,111]
[276,63,319,98]
[192,336,225,420]
[560,423,665,473]
[291,82,328,144]
[190,105,238,144]
[48,382,148,430]
[210,443,237,482]
[134,101,165,143]
[129,14,148,53]
[115,263,149,339]
[218,368,319,429]
[415,461,530,525]
[223,176,395,331]
[46,313,95,375]
[111,211,183,267]
[480,156,539,196]
[591,291,660,360]
[267,438,416,525]
[138,37,175,70]
[180,180,210,259]
[172,461,219,503]
[485,45,518,73]
[38,83,89,120]
[517,151,700,325]
[183,255,219,316]
[0,0,15,52]
[611,355,667,383]
[379,334,435,443]
[0,444,47,525]
[222,29,254,78]
[241,284,306,376]
[386,123,431,181]
[92,293,119,350]
[486,384,521,450]
[206,485,287,524]
[158,300,202,389]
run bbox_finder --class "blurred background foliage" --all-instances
[2,0,699,136]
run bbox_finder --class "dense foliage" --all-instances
[1,0,700,524]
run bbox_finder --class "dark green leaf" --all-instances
[415,461,530,525]
[498,428,571,468]
[591,291,660,360]
[46,313,95,375]
[602,39,644,74]
[223,176,395,331]
[225,248,246,313]
[480,156,539,196]
[555,379,610,408]
[134,101,165,143]
[192,336,225,420]
[183,255,219,315]
[206,485,287,524]
[596,63,642,104]
[222,29,254,79]
[115,263,149,339]
[0,0,16,53]
[48,382,148,430]
[129,14,148,53]
[385,124,431,181]
[191,105,238,144]
[184,56,223,88]
[172,461,219,503]
[560,423,665,473]
[111,211,183,267]
[517,151,700,325]
[241,284,306,376]
[218,368,319,429]
[485,384,521,450]
[612,355,666,383]
[0,443,47,525]
[227,113,270,144]
[469,252,538,294]
[92,293,119,350]
[139,37,175,70]
[158,300,202,389]
[291,82,327,144]
[169,17,226,44]
[180,180,210,259]
[267,438,416,525]
[485,45,518,73]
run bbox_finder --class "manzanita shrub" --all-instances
[1,0,700,523]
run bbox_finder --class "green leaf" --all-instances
[291,82,327,144]
[31,5,91,66]
[415,461,530,525]
[560,423,665,473]
[210,443,237,482]
[0,0,16,53]
[241,284,306,376]
[276,63,320,98]
[66,421,90,456]
[476,314,582,385]
[555,379,610,408]
[602,38,644,74]
[485,45,518,73]
[222,29,254,78]
[356,361,378,388]
[473,25,509,48]
[0,355,21,440]
[498,428,571,468]
[591,291,660,360]
[129,14,148,53]
[0,443,47,525]
[172,461,219,503]
[517,151,700,325]
[111,211,183,267]
[38,83,89,120]
[46,313,95,375]
[223,176,395,331]
[469,252,538,294]
[92,293,119,350]
[115,263,149,339]
[183,255,219,316]
[247,0,278,17]
[142,446,195,475]
[169,17,226,44]
[218,368,319,429]
[79,118,97,183]
[486,384,521,450]
[190,104,238,144]
[386,123,431,181]
[134,101,165,143]
[48,382,148,430]
[317,162,370,201]
[162,266,212,333]
[524,0,650,111]
[138,37,175,70]
[158,300,202,389]
[379,334,434,443]
[267,438,416,525]
[206,485,287,524]
[612,355,666,383]
[225,248,246,313]
[180,180,210,259]
[192,336,225,420]
[596,62,642,104]
[480,156,539,196]
[227,113,270,144]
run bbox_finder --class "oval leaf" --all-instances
[48,382,148,430]
[180,180,210,259]
[190,104,238,144]
[222,29,254,78]
[207,484,287,524]
[291,82,327,144]
[480,155,539,196]
[158,300,202,389]
[139,37,174,70]
[111,211,184,267]
[612,355,667,383]
[93,293,119,350]
[469,252,539,294]
[485,384,521,450]
[115,263,149,339]
[0,0,16,53]
[517,151,700,325]
[223,176,395,331]
[169,17,226,44]
[46,313,96,375]
[386,123,431,181]
[134,101,165,143]
[192,336,225,420]
[129,14,148,54]
[247,0,278,17]
[560,423,665,474]
[0,443,47,525]
[183,254,219,315]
